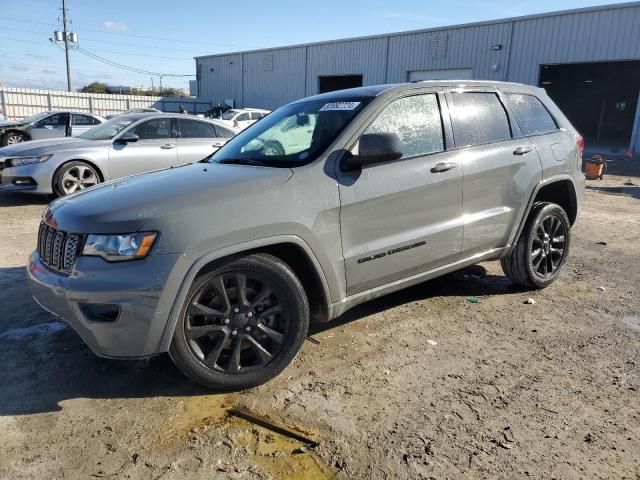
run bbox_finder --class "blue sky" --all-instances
[0,0,623,92]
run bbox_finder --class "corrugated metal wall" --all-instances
[196,3,640,110]
[0,87,214,120]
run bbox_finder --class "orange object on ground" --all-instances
[584,155,607,180]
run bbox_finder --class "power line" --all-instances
[3,15,255,49]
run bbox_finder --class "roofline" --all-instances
[194,2,640,60]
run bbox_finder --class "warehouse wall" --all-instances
[196,3,640,109]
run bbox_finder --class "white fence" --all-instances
[0,87,214,119]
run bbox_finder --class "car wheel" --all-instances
[53,161,100,196]
[501,202,571,289]
[169,254,309,391]
[2,132,26,146]
[262,140,285,156]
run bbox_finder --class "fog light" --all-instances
[13,177,36,186]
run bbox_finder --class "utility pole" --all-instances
[62,0,72,91]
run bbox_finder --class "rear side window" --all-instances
[506,93,558,136]
[250,112,262,120]
[449,92,511,147]
[73,114,99,126]
[364,94,444,157]
[214,125,236,138]
[179,118,216,138]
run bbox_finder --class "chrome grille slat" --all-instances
[37,222,82,273]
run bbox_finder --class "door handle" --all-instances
[431,161,456,173]
[212,142,224,147]
[513,146,532,155]
[160,144,175,149]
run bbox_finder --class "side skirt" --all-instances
[327,247,505,319]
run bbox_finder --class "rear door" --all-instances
[108,117,178,179]
[177,118,227,164]
[30,113,69,140]
[445,89,542,254]
[235,112,251,129]
[71,113,100,136]
[337,91,464,295]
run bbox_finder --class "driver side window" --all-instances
[39,113,68,127]
[129,118,174,140]
[364,94,444,157]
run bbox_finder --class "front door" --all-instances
[30,112,69,140]
[108,117,178,180]
[337,92,464,295]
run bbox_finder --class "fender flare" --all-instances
[504,175,577,256]
[156,234,332,352]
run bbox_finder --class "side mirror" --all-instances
[342,132,403,170]
[116,132,139,143]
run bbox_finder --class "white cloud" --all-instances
[104,20,129,31]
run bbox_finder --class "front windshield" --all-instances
[220,110,237,120]
[212,98,371,167]
[21,112,49,124]
[77,117,135,141]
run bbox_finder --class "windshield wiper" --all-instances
[218,158,267,167]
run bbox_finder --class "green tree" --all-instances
[79,82,108,94]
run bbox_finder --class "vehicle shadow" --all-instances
[0,191,54,207]
[310,264,522,334]
[0,264,519,416]
[0,266,210,417]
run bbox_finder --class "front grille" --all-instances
[37,223,83,273]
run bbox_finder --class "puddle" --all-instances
[167,394,229,439]
[0,321,67,340]
[231,418,335,480]
[168,395,334,479]
[622,316,640,332]
[586,185,640,200]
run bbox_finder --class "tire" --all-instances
[501,202,571,289]
[169,253,309,391]
[262,140,285,156]
[2,131,26,146]
[53,161,100,197]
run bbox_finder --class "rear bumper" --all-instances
[27,251,182,358]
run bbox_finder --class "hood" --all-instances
[0,120,24,128]
[0,137,109,157]
[48,162,294,235]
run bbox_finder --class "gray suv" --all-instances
[28,81,585,390]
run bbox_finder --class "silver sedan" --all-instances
[0,113,238,196]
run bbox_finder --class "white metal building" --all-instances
[195,2,640,153]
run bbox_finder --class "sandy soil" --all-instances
[0,166,639,479]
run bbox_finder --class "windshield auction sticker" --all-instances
[319,102,361,111]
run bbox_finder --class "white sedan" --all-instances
[217,108,270,130]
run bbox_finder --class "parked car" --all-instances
[105,108,161,119]
[0,113,237,196]
[217,108,270,130]
[28,81,584,391]
[0,111,105,146]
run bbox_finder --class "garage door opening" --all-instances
[540,61,640,151]
[318,75,363,94]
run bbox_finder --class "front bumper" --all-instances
[0,163,56,194]
[27,251,183,358]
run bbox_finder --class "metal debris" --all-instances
[228,407,319,447]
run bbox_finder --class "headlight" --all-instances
[8,154,53,167]
[82,232,157,262]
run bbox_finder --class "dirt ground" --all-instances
[1,160,639,480]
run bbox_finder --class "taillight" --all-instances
[576,135,585,154]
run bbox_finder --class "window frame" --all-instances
[503,92,560,139]
[72,113,98,126]
[127,117,177,140]
[348,91,448,165]
[444,88,515,150]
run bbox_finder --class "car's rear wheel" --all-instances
[501,202,571,289]
[2,132,26,146]
[262,140,285,156]
[53,161,100,196]
[169,254,309,391]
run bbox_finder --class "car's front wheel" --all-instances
[169,254,309,391]
[501,202,571,289]
[2,132,26,146]
[53,161,100,196]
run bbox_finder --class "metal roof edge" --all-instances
[194,2,640,60]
